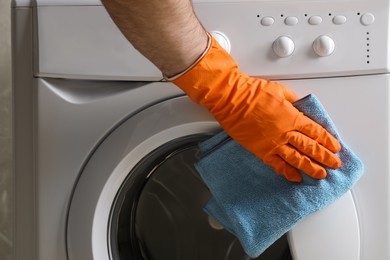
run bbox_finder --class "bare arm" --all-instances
[101,0,209,77]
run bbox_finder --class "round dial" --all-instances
[272,36,295,58]
[210,31,231,53]
[313,35,335,57]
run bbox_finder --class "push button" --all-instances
[261,16,275,26]
[361,13,375,25]
[285,16,299,26]
[333,15,347,25]
[309,16,322,25]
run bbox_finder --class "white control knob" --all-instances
[210,31,231,53]
[313,35,335,57]
[272,36,295,57]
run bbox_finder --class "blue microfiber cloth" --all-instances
[195,94,364,258]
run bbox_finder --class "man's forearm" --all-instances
[101,0,209,77]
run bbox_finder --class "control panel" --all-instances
[34,0,390,80]
[194,0,390,79]
[257,11,373,58]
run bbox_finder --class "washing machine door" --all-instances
[67,95,359,260]
[67,95,293,260]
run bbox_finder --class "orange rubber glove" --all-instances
[172,35,341,182]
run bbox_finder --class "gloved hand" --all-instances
[172,35,341,182]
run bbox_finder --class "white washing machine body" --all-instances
[12,0,390,259]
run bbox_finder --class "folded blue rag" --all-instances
[195,94,364,258]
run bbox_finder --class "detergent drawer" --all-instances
[34,5,162,81]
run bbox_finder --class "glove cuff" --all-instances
[163,33,212,81]
[171,33,242,108]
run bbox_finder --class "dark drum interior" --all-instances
[109,135,292,260]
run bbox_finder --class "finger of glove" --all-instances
[265,155,303,182]
[276,145,328,179]
[297,115,342,153]
[288,132,342,169]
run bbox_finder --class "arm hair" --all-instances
[101,0,209,77]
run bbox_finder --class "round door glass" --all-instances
[109,135,291,260]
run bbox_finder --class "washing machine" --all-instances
[11,0,390,259]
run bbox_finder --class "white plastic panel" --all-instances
[283,74,390,260]
[63,75,390,260]
[26,74,390,260]
[288,192,360,260]
[12,0,102,7]
[13,0,389,7]
[35,6,162,80]
[194,0,390,79]
[34,1,390,80]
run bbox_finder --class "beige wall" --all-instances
[0,0,13,259]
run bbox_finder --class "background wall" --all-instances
[0,0,13,259]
